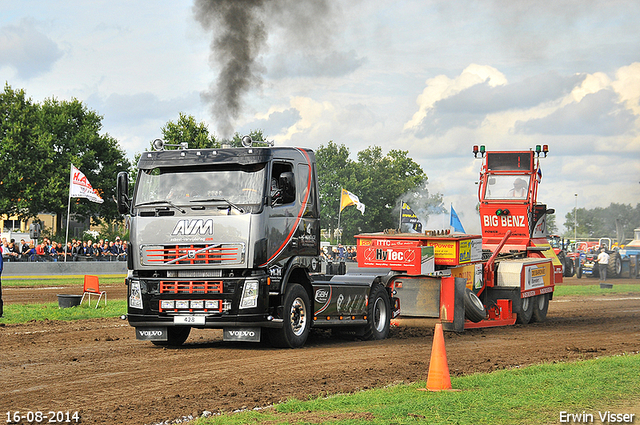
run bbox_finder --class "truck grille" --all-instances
[160,280,223,294]
[142,243,244,265]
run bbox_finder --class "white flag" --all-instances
[70,164,104,203]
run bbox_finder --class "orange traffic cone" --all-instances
[420,323,458,392]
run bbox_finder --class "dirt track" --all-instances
[1,277,640,425]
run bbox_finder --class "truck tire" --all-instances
[268,283,310,348]
[531,294,549,322]
[608,252,622,277]
[463,288,486,323]
[516,296,533,325]
[152,326,191,347]
[577,265,582,279]
[362,284,391,340]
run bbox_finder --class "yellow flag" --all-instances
[340,189,365,214]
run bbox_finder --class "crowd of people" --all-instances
[1,236,127,262]
[321,244,357,262]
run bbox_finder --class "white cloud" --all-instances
[403,64,508,131]
[0,18,63,79]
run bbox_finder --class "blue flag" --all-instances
[450,204,465,233]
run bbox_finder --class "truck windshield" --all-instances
[484,175,530,200]
[134,164,266,212]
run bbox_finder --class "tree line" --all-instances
[0,85,451,243]
[563,203,640,243]
[0,84,130,232]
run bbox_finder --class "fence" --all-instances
[2,261,127,278]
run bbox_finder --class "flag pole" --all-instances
[337,204,342,244]
[399,200,403,231]
[64,164,72,262]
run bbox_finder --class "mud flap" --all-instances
[135,327,168,341]
[223,328,261,342]
[440,277,466,332]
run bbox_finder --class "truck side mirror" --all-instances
[116,171,130,214]
[279,171,296,204]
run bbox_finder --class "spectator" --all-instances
[336,244,344,261]
[72,240,82,261]
[35,242,47,261]
[21,240,31,260]
[120,241,128,261]
[85,240,94,259]
[347,246,356,261]
[49,243,58,261]
[105,240,117,260]
[25,243,36,262]
[100,240,111,260]
[65,242,73,260]
[0,241,8,261]
[597,248,610,282]
[7,242,20,262]
[92,243,101,261]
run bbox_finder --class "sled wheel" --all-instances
[516,296,533,325]
[152,326,191,347]
[463,288,486,323]
[531,294,549,323]
[268,283,310,348]
[363,284,391,340]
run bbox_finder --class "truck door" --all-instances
[265,161,301,264]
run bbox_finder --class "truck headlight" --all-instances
[129,280,143,309]
[161,300,175,310]
[240,279,259,309]
[190,300,204,309]
[176,300,189,309]
[205,300,219,310]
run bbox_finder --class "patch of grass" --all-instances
[554,282,640,297]
[195,354,640,425]
[0,300,127,324]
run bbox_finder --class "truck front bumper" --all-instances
[126,313,283,329]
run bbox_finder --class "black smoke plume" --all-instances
[193,0,333,138]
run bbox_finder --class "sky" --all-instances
[1,0,640,235]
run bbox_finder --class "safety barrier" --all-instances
[2,261,127,277]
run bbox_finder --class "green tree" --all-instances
[159,113,268,149]
[316,141,355,240]
[316,142,440,243]
[0,85,130,233]
[37,96,131,231]
[0,84,49,220]
[161,112,219,148]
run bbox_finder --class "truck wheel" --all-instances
[268,283,310,348]
[152,326,191,347]
[363,284,391,340]
[531,294,549,322]
[463,288,486,323]
[516,296,533,325]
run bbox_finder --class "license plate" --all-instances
[173,315,205,325]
